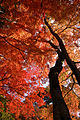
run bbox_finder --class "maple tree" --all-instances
[0,0,80,120]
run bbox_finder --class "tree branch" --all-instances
[44,18,80,85]
[64,74,75,98]
[0,36,26,60]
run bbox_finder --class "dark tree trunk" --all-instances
[44,18,80,85]
[49,57,72,120]
[44,18,80,120]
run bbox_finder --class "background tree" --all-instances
[0,0,80,119]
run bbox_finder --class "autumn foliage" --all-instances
[0,0,80,119]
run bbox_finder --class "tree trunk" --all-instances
[44,18,80,85]
[49,57,72,120]
[44,17,80,120]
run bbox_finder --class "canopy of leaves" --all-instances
[0,0,80,119]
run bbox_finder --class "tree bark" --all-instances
[49,57,72,120]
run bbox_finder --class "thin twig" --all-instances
[64,74,75,98]
[60,73,73,83]
[72,89,80,99]
[0,36,26,60]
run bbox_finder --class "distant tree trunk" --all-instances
[49,57,72,120]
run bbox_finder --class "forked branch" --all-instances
[44,18,80,85]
